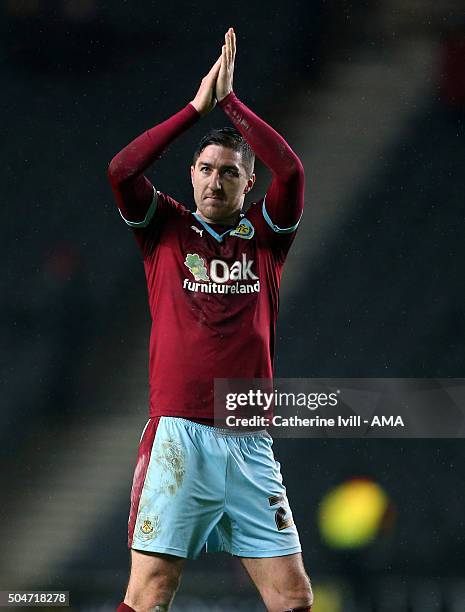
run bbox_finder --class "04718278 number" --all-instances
[0,591,69,607]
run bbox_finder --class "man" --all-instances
[108,27,313,612]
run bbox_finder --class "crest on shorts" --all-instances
[141,519,153,534]
[138,514,161,540]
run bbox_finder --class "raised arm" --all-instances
[107,56,222,224]
[216,28,304,230]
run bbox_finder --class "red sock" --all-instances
[117,604,135,612]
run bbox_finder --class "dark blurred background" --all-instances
[1,0,465,610]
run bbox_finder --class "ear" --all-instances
[190,165,195,186]
[244,173,256,194]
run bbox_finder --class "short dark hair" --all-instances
[192,127,255,176]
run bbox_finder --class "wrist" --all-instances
[189,100,202,116]
[218,90,235,106]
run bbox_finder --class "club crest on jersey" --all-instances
[230,218,254,239]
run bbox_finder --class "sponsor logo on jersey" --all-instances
[184,254,210,281]
[183,253,260,294]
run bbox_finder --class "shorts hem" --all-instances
[232,545,302,558]
[131,544,190,559]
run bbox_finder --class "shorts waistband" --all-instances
[159,416,271,438]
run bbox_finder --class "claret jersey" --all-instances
[120,188,300,420]
[108,92,305,420]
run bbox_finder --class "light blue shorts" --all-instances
[129,416,302,559]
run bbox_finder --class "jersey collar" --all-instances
[192,212,243,243]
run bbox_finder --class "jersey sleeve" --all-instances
[107,102,200,255]
[247,195,301,266]
[218,91,305,235]
[120,189,188,258]
[118,183,159,229]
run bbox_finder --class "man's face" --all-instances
[191,144,255,225]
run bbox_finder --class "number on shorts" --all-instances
[269,494,294,531]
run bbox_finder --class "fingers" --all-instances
[225,30,230,66]
[220,28,235,67]
[209,55,222,75]
[204,55,221,85]
[225,27,235,66]
[214,28,235,101]
[231,28,236,63]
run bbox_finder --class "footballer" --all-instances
[108,28,313,612]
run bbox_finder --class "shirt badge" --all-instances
[230,218,255,240]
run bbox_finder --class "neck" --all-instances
[195,210,241,227]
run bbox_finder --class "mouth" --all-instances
[204,195,224,201]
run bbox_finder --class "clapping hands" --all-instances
[190,28,236,116]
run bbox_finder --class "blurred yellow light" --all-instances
[312,583,343,612]
[318,478,389,548]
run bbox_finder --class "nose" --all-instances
[208,170,222,191]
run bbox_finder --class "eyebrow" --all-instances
[198,162,240,172]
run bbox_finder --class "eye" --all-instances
[225,169,238,176]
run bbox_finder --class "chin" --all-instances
[197,201,241,225]
[202,206,228,223]
[209,209,228,222]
